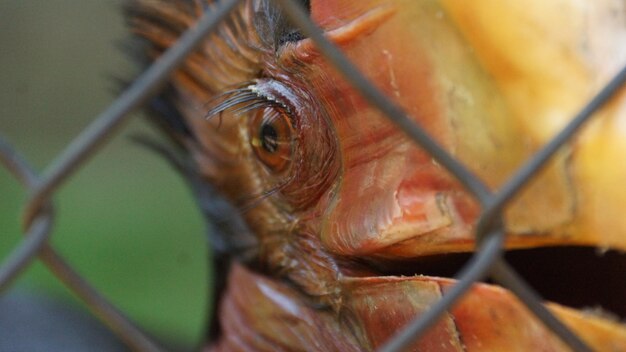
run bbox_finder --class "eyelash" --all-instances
[205,82,299,211]
[205,83,289,119]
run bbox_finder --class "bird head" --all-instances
[129,0,626,330]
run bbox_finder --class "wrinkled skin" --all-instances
[129,0,626,350]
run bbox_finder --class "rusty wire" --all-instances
[1,0,625,351]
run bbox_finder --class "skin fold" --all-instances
[128,0,626,350]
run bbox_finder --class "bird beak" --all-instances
[298,0,626,257]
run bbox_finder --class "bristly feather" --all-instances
[125,0,312,149]
[125,0,272,187]
[124,0,271,210]
[125,0,268,341]
[126,0,321,343]
[126,0,265,99]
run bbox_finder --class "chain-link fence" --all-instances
[1,1,625,351]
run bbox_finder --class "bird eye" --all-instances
[249,107,294,173]
[207,79,338,210]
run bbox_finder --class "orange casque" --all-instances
[129,0,626,350]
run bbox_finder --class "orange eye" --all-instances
[249,107,294,173]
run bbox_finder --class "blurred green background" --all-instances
[0,0,209,349]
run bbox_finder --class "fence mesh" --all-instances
[1,1,625,351]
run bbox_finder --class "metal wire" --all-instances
[490,260,591,352]
[476,65,626,239]
[1,0,244,350]
[0,133,163,351]
[274,1,626,351]
[1,0,625,351]
[0,136,54,291]
[272,0,492,205]
[22,0,243,227]
[378,232,505,352]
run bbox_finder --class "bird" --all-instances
[127,0,626,350]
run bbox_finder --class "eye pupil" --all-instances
[249,108,292,172]
[261,123,279,153]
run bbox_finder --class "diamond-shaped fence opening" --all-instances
[1,1,625,351]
